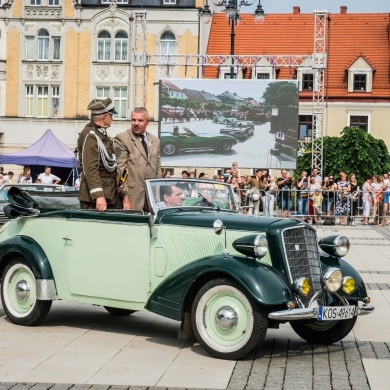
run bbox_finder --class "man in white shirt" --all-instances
[37,166,61,184]
[0,171,14,185]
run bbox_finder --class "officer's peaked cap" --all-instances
[87,98,118,115]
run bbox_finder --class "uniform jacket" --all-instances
[77,121,117,204]
[114,129,161,210]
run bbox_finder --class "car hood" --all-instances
[157,210,303,232]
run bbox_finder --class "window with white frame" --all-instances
[116,0,128,3]
[349,115,369,132]
[159,31,176,63]
[48,0,60,5]
[96,87,110,99]
[113,87,127,119]
[302,73,313,90]
[164,0,177,4]
[52,86,60,117]
[38,30,49,60]
[30,0,41,5]
[97,30,128,62]
[347,58,373,93]
[115,31,128,61]
[96,87,128,119]
[25,85,60,118]
[97,31,111,61]
[25,29,61,61]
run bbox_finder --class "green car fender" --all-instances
[145,255,293,321]
[0,236,54,280]
[320,253,368,300]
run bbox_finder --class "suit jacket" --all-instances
[114,129,161,210]
[77,121,117,204]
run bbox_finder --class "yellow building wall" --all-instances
[195,0,204,7]
[325,106,390,148]
[144,30,199,116]
[64,29,91,118]
[6,28,20,117]
[11,0,22,18]
[65,0,75,19]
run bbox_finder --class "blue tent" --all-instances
[0,129,79,168]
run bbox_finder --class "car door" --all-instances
[63,212,151,304]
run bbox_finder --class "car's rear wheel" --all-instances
[191,277,268,360]
[1,258,52,326]
[290,303,358,344]
[162,143,177,156]
[103,306,136,316]
[223,119,229,125]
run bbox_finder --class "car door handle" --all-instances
[62,236,72,241]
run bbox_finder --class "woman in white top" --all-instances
[20,167,33,184]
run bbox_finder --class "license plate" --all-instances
[317,306,358,321]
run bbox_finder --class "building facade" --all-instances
[0,0,201,153]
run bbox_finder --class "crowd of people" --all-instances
[0,166,61,185]
[162,162,390,226]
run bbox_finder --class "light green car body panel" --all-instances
[0,214,271,311]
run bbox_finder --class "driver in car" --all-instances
[160,185,184,207]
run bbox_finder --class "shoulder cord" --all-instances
[82,130,117,173]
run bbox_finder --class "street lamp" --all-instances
[201,1,265,79]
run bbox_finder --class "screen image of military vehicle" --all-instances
[269,106,298,159]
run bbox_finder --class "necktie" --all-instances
[140,134,148,156]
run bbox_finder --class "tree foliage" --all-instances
[262,81,299,109]
[296,127,390,183]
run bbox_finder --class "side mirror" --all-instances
[213,219,225,235]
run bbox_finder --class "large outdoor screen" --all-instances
[158,79,299,169]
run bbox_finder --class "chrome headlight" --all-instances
[233,233,268,259]
[323,267,343,292]
[254,234,268,258]
[294,277,311,296]
[252,188,260,201]
[319,235,350,257]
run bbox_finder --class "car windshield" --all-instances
[0,185,64,201]
[147,179,238,213]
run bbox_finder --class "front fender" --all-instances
[0,236,54,280]
[146,255,293,321]
[320,253,368,300]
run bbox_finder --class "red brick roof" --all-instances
[205,12,390,100]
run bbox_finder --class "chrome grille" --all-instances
[283,226,323,305]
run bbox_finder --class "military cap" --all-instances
[87,98,118,115]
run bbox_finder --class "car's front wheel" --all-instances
[290,305,358,344]
[103,306,136,316]
[162,143,177,156]
[218,141,233,153]
[191,277,268,360]
[1,258,52,326]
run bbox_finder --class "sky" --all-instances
[243,0,389,13]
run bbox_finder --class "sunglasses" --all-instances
[329,177,333,179]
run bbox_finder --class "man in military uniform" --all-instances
[77,98,118,211]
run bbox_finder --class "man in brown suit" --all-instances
[114,107,161,211]
[77,98,118,211]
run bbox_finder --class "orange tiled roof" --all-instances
[205,12,390,99]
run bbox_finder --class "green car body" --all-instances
[0,179,374,360]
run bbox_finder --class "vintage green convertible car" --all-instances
[0,179,373,360]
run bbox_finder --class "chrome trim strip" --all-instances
[36,280,57,300]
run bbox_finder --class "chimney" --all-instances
[293,6,300,14]
[340,6,347,14]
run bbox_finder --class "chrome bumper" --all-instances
[268,304,375,321]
